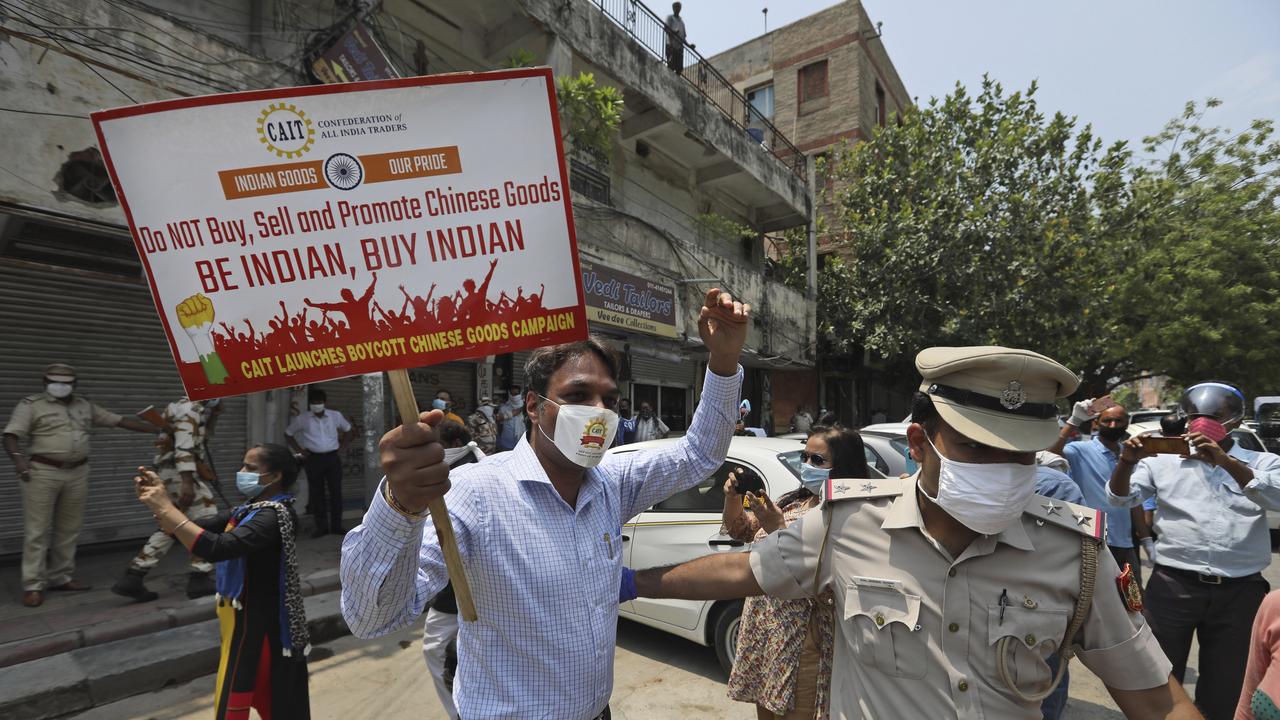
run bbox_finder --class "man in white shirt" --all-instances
[633,402,669,442]
[286,387,353,537]
[664,2,686,73]
[1109,381,1280,719]
[340,288,749,720]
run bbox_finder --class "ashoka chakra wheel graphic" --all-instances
[324,153,363,190]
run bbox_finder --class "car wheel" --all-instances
[712,600,743,675]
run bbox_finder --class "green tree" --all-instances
[555,73,623,160]
[1111,101,1280,396]
[818,78,1132,392]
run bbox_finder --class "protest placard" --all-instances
[91,67,588,401]
[93,68,589,621]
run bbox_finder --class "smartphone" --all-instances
[1141,436,1189,455]
[1090,395,1119,416]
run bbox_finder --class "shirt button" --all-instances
[958,680,969,692]
[874,613,885,626]
[948,568,957,578]
[1025,634,1036,645]
[948,622,959,633]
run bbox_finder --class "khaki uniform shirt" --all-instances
[749,476,1172,719]
[3,393,122,462]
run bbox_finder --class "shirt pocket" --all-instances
[987,605,1069,692]
[843,584,926,679]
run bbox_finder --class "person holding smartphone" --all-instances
[1108,382,1280,720]
[1049,398,1152,583]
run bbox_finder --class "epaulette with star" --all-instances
[1025,493,1106,540]
[825,475,910,503]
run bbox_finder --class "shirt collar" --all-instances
[511,435,605,506]
[881,480,1034,552]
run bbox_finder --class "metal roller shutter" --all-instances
[629,354,695,387]
[0,260,247,553]
[406,362,476,418]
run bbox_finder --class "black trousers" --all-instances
[1145,565,1268,720]
[303,451,343,532]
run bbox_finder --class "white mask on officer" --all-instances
[922,433,1036,535]
[46,382,73,399]
[537,395,618,468]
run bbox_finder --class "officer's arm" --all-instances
[634,552,763,600]
[116,416,156,433]
[1107,677,1202,719]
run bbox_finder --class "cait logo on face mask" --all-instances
[580,416,611,449]
[257,103,315,159]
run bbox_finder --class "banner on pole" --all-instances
[92,68,588,400]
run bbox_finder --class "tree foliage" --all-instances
[555,73,623,161]
[809,79,1280,395]
[1114,101,1280,397]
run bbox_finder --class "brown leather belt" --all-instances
[29,455,88,469]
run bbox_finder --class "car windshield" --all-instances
[776,451,803,479]
[1232,430,1265,452]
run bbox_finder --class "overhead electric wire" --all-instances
[0,107,88,119]
[2,1,241,92]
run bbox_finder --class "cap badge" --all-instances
[999,380,1026,410]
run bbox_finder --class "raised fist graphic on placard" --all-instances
[175,293,229,385]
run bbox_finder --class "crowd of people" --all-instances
[205,259,552,360]
[10,286,1280,720]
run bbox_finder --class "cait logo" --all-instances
[257,103,314,158]
[579,415,611,449]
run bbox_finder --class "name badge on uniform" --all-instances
[851,576,906,592]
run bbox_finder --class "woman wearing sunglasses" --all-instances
[720,426,868,719]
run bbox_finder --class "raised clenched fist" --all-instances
[176,293,216,329]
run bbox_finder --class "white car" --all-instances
[611,436,884,673]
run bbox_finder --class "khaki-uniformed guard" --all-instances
[112,397,222,602]
[636,347,1202,719]
[2,363,154,607]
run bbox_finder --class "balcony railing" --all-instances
[591,0,808,183]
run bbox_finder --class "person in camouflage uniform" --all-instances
[111,398,221,602]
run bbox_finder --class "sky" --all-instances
[675,0,1280,153]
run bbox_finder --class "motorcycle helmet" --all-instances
[1179,382,1246,425]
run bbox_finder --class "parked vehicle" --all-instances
[612,436,884,673]
[858,422,913,477]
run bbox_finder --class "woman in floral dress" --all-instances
[721,427,869,720]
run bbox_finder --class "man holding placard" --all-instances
[340,288,749,720]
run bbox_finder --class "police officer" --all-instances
[635,347,1200,719]
[3,363,154,607]
[112,396,222,602]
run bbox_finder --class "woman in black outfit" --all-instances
[135,442,310,720]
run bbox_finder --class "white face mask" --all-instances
[538,396,619,468]
[309,403,325,414]
[924,434,1036,536]
[46,382,74,399]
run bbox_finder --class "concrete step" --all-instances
[0,569,339,669]
[0,590,350,720]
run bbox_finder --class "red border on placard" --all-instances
[91,67,588,400]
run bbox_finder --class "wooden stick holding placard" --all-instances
[386,367,478,622]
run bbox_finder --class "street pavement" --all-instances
[67,580,1234,720]
[10,537,1275,718]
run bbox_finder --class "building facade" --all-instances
[710,0,910,428]
[0,0,813,551]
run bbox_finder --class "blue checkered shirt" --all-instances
[340,367,742,719]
